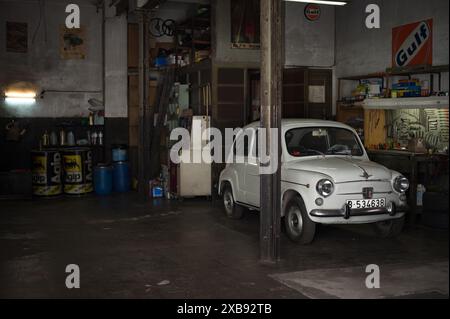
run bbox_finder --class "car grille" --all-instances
[335,180,392,196]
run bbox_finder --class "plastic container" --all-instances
[112,145,128,162]
[94,164,113,196]
[113,161,130,193]
[417,184,426,207]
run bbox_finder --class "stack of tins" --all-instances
[62,148,93,195]
[31,150,62,197]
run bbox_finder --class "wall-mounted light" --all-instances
[4,91,37,105]
[284,0,347,5]
[3,81,38,106]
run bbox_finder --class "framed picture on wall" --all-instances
[230,0,260,49]
[6,22,28,53]
[60,26,86,59]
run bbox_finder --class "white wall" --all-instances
[335,0,449,78]
[214,0,336,66]
[285,2,335,67]
[104,8,128,118]
[0,0,103,117]
[0,0,128,118]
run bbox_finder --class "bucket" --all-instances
[94,164,113,196]
[112,144,128,162]
[113,161,130,193]
[31,150,62,197]
[62,148,93,195]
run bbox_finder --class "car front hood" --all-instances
[284,157,392,183]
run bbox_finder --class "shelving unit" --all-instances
[41,120,106,164]
[174,5,211,67]
[362,96,449,110]
[337,64,449,144]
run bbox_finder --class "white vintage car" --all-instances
[218,119,410,244]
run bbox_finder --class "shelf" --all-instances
[386,64,449,76]
[42,145,105,149]
[339,65,449,81]
[362,96,449,110]
[339,73,386,81]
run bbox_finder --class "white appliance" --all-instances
[177,116,212,197]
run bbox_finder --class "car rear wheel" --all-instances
[222,185,245,220]
[372,216,405,238]
[284,196,316,244]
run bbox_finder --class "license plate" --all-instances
[347,198,386,209]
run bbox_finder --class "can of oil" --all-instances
[31,150,62,197]
[62,148,93,195]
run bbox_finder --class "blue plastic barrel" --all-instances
[113,161,130,193]
[112,145,128,162]
[94,165,113,196]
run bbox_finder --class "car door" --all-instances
[233,131,249,203]
[245,128,260,207]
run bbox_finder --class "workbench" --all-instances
[368,150,449,224]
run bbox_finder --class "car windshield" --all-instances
[285,127,364,157]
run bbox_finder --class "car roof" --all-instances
[244,119,355,131]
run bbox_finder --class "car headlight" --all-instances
[316,179,334,198]
[394,176,410,193]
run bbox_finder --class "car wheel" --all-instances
[372,216,405,238]
[222,185,245,220]
[284,196,316,244]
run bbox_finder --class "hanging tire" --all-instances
[284,196,316,244]
[372,216,405,238]
[222,184,245,220]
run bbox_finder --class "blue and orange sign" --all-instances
[392,19,433,68]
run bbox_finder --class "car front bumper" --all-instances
[309,204,409,224]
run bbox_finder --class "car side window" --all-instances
[235,129,254,158]
[251,129,259,159]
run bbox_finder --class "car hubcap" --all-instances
[288,206,303,237]
[224,191,234,215]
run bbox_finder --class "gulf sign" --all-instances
[392,19,433,68]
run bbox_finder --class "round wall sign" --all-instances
[305,4,321,21]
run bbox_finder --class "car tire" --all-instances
[372,216,405,238]
[284,196,316,244]
[222,185,245,220]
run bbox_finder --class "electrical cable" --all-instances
[42,0,47,43]
[31,0,43,44]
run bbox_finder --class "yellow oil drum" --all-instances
[62,148,93,195]
[31,150,62,196]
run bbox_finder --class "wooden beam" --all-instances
[260,0,283,264]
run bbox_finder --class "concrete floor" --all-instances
[0,193,448,299]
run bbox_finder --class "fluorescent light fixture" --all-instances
[5,91,36,98]
[284,0,347,5]
[5,97,36,105]
[4,91,36,105]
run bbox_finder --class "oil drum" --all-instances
[113,161,130,193]
[62,148,93,195]
[31,150,62,196]
[94,164,113,196]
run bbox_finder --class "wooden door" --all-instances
[215,68,246,130]
[307,69,332,120]
[283,68,306,118]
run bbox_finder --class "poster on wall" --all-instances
[230,0,260,49]
[6,22,28,53]
[60,26,86,59]
[392,19,433,68]
[308,86,326,103]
